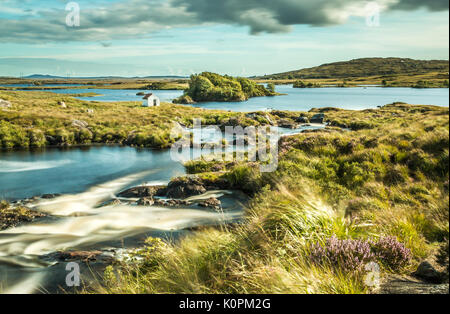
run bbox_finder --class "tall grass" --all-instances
[94,103,448,294]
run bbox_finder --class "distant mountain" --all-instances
[23,74,188,79]
[258,58,449,80]
[24,74,65,79]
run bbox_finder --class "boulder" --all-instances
[310,113,325,124]
[296,116,309,123]
[198,197,222,210]
[118,185,166,198]
[278,119,298,129]
[413,261,443,284]
[165,177,206,199]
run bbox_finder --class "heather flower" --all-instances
[371,236,412,271]
[310,236,375,273]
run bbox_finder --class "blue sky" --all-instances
[0,0,448,77]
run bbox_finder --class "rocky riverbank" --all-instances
[0,200,47,230]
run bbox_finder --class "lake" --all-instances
[44,85,449,112]
[0,146,185,200]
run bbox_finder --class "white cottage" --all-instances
[142,93,160,107]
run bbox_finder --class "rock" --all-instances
[87,109,95,114]
[278,119,298,129]
[198,197,222,210]
[165,177,207,199]
[173,95,195,104]
[153,198,191,208]
[310,113,325,124]
[58,101,67,108]
[0,99,12,108]
[41,193,61,199]
[57,250,103,262]
[136,92,145,96]
[118,185,166,198]
[264,114,275,126]
[71,119,89,128]
[97,199,122,207]
[414,261,444,284]
[137,197,155,206]
[246,113,275,126]
[380,274,449,294]
[296,116,309,123]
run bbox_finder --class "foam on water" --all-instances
[0,160,73,173]
[0,171,244,293]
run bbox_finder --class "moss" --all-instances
[0,201,46,230]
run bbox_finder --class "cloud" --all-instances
[0,0,448,43]
[390,0,449,11]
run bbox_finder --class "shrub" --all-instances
[371,236,412,271]
[310,236,375,273]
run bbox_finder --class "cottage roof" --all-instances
[143,93,153,100]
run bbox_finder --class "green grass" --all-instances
[0,90,268,149]
[95,103,449,294]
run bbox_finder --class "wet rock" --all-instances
[166,177,206,199]
[296,116,309,123]
[0,202,46,230]
[414,261,444,284]
[118,185,166,198]
[137,197,155,206]
[97,199,122,207]
[153,198,191,208]
[41,193,61,199]
[278,119,298,129]
[57,250,103,262]
[310,113,325,124]
[198,197,222,210]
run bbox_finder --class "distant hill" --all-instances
[259,58,449,80]
[23,74,188,79]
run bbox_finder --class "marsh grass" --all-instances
[95,103,448,294]
[0,90,264,149]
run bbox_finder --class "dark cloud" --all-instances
[0,0,448,43]
[391,0,449,11]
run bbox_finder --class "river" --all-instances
[0,84,448,293]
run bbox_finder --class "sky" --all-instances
[0,0,448,77]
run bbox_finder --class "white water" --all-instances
[0,171,242,293]
[0,160,73,173]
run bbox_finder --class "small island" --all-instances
[173,72,279,104]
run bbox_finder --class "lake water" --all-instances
[0,146,186,200]
[52,88,183,103]
[45,85,449,111]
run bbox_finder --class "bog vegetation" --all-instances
[173,72,278,103]
[0,90,270,150]
[97,103,449,294]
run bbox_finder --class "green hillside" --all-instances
[260,58,449,80]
